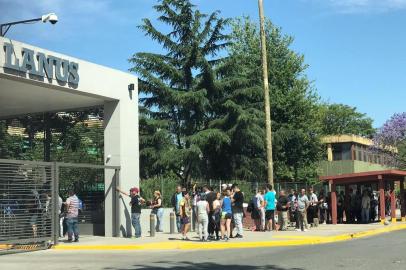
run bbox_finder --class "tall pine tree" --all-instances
[130,0,230,185]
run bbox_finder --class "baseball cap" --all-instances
[130,187,139,193]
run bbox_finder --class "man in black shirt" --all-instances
[232,184,244,238]
[277,190,290,231]
[117,187,145,238]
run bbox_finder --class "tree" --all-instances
[320,103,375,137]
[373,112,406,169]
[215,17,322,182]
[130,0,230,185]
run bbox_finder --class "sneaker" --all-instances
[295,229,301,232]
[235,234,243,238]
[74,239,79,242]
[225,237,229,242]
[303,229,308,232]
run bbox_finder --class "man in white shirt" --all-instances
[308,187,318,226]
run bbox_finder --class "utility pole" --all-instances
[258,0,274,186]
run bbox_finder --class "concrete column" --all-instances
[390,181,396,223]
[331,180,337,225]
[378,178,385,223]
[400,178,406,222]
[104,94,139,237]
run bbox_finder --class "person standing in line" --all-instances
[171,186,183,233]
[151,191,164,232]
[337,191,345,224]
[196,193,210,241]
[117,187,145,238]
[204,186,216,240]
[179,191,192,240]
[212,191,222,240]
[220,189,233,241]
[308,187,318,226]
[64,190,80,242]
[289,190,299,229]
[231,184,244,238]
[277,190,290,231]
[264,184,276,231]
[361,190,371,224]
[318,190,327,225]
[297,188,309,232]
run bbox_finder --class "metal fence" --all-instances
[0,159,120,254]
[0,159,54,253]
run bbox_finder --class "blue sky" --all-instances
[1,0,405,128]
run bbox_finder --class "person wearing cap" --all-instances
[116,187,145,238]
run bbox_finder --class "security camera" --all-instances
[41,13,58,24]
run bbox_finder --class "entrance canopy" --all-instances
[320,170,406,225]
[0,75,112,118]
[0,36,139,237]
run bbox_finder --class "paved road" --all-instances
[1,230,406,270]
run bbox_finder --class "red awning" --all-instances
[320,170,406,185]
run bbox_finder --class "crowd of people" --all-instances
[59,184,398,242]
[117,184,362,241]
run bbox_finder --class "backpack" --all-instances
[78,198,83,212]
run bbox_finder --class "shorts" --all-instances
[221,212,232,219]
[265,210,275,221]
[181,217,190,225]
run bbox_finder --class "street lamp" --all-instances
[0,13,58,37]
[258,0,274,186]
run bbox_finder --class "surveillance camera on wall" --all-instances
[42,13,58,24]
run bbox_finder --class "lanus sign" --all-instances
[2,42,79,86]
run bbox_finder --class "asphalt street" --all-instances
[1,230,406,270]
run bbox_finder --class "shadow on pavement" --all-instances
[103,261,304,270]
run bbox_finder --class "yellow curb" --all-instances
[53,224,406,251]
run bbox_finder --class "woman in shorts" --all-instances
[179,191,191,240]
[220,189,232,241]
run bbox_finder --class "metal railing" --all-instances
[0,159,120,253]
[0,159,54,252]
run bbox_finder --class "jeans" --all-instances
[361,208,370,223]
[233,212,244,236]
[278,211,288,231]
[176,214,182,233]
[155,208,164,232]
[66,217,79,240]
[198,214,209,240]
[131,213,141,237]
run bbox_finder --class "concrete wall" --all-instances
[320,160,391,177]
[0,37,139,238]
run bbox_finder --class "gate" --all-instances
[0,159,120,254]
[0,159,54,253]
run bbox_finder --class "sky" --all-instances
[1,0,405,128]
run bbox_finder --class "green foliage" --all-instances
[215,17,323,183]
[319,103,375,137]
[131,0,230,185]
[139,174,179,208]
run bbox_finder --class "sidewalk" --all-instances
[52,222,406,251]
